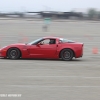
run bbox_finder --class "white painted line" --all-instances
[20,76,100,79]
[20,76,81,78]
[8,85,100,88]
[85,77,100,79]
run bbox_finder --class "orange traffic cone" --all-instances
[92,47,98,54]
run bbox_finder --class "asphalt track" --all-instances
[0,19,100,100]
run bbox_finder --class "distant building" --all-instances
[27,11,83,19]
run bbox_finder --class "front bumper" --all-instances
[0,49,7,57]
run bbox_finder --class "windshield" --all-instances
[60,38,75,43]
[27,38,43,45]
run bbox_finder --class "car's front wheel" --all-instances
[7,48,21,59]
[60,49,73,61]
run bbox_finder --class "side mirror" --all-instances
[39,42,44,45]
[36,43,40,46]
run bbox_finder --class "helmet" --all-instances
[49,39,55,44]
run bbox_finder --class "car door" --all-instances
[29,44,43,58]
[29,39,57,58]
[38,44,57,58]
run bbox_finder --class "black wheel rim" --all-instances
[10,50,17,58]
[63,51,71,59]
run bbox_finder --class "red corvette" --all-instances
[0,37,83,61]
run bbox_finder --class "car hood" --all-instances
[10,43,26,46]
[0,43,26,50]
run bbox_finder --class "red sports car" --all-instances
[0,37,83,61]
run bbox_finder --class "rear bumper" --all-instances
[75,53,83,58]
[75,48,83,58]
[77,54,83,58]
[75,44,83,58]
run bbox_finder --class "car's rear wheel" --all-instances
[60,49,73,61]
[7,48,21,59]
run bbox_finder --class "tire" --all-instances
[7,48,21,59]
[60,49,73,61]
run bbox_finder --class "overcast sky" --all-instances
[0,0,100,12]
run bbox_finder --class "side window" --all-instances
[59,40,62,43]
[39,39,56,45]
[39,39,50,45]
[43,39,50,44]
[49,39,56,44]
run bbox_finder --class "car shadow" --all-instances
[0,57,83,62]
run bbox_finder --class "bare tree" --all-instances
[87,8,98,20]
[97,11,100,19]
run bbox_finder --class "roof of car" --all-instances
[43,36,61,39]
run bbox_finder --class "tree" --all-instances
[87,8,97,20]
[97,11,100,19]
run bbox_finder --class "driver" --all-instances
[49,39,55,44]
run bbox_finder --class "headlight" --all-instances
[0,46,7,50]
